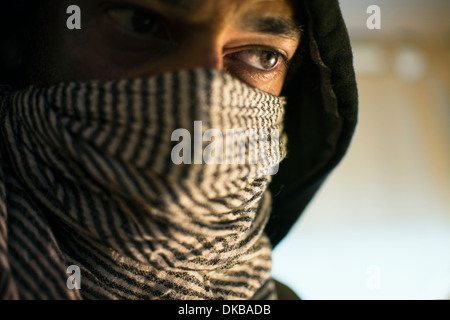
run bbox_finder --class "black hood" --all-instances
[266,0,358,247]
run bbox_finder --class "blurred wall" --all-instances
[272,0,450,300]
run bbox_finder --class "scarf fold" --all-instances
[0,69,287,299]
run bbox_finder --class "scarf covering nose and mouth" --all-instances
[0,69,287,299]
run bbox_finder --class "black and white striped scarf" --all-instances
[0,69,286,300]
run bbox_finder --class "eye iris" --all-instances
[260,52,279,70]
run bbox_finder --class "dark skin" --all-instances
[3,0,300,95]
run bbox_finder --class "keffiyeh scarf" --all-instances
[0,69,286,300]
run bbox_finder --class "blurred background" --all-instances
[272,0,450,299]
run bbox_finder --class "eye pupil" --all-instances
[131,11,156,34]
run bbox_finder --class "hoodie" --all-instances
[267,0,358,248]
[0,0,358,300]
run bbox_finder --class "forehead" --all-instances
[127,0,296,21]
[121,0,299,40]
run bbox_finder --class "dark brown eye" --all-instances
[131,10,158,34]
[107,8,169,39]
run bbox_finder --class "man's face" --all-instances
[24,0,300,95]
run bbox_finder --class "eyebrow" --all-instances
[242,16,302,40]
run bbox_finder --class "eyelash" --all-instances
[102,4,289,73]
